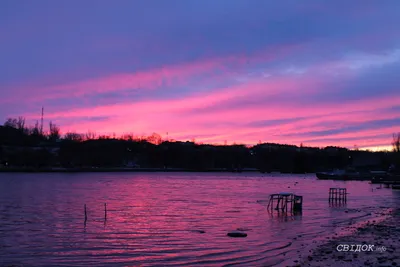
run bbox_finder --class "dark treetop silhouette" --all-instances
[0,117,398,172]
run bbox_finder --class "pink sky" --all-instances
[1,1,399,150]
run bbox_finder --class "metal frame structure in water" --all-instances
[328,188,347,202]
[267,193,303,212]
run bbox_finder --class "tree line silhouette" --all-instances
[0,117,398,172]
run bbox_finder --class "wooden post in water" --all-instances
[84,204,87,222]
[104,203,107,220]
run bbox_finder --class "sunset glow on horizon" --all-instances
[1,1,399,151]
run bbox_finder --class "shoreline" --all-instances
[0,167,266,173]
[288,208,400,266]
[0,167,311,174]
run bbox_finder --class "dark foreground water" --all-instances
[0,173,399,267]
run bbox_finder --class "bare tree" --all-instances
[137,135,147,142]
[16,116,26,131]
[146,133,162,145]
[4,118,18,128]
[98,134,110,140]
[64,132,83,142]
[85,131,97,140]
[49,121,60,141]
[29,121,41,136]
[393,133,400,153]
[121,133,134,141]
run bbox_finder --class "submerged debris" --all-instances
[227,231,247,237]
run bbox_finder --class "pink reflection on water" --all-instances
[0,173,398,266]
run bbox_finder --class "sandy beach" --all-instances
[288,208,400,267]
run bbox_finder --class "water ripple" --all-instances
[0,172,398,266]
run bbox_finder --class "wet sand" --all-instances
[289,208,400,267]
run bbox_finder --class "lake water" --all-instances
[0,172,399,267]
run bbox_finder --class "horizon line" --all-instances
[1,118,396,152]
